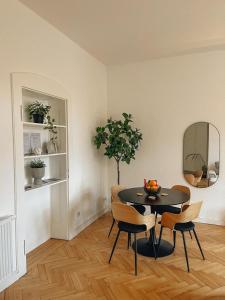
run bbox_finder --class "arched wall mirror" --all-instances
[183,122,220,188]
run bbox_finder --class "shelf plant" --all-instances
[30,159,46,168]
[25,101,51,123]
[94,113,142,184]
[30,159,46,185]
[44,116,58,153]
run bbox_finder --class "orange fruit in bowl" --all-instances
[150,180,157,186]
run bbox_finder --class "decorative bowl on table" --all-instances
[144,179,161,196]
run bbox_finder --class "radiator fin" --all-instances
[0,216,16,282]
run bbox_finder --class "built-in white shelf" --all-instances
[23,121,66,128]
[12,72,69,283]
[24,152,67,159]
[25,178,67,192]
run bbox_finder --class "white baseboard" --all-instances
[197,217,225,226]
[0,265,26,293]
[0,272,19,293]
[26,234,51,254]
[69,208,108,240]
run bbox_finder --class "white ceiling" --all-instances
[20,0,225,65]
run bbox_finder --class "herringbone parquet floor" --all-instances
[1,213,225,300]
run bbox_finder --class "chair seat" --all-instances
[151,205,181,215]
[132,204,146,215]
[174,221,195,232]
[118,221,147,233]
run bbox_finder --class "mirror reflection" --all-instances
[183,122,219,188]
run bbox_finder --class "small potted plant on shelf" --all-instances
[26,101,51,124]
[30,159,46,185]
[44,116,58,153]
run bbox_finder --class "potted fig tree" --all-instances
[30,159,46,185]
[93,113,142,184]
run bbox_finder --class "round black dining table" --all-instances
[118,187,190,258]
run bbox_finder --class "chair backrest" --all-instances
[179,201,202,223]
[112,202,143,225]
[184,174,196,186]
[111,185,125,203]
[193,170,203,179]
[161,201,202,229]
[171,184,190,208]
[171,185,190,196]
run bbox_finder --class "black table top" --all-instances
[118,187,190,206]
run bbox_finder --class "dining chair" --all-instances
[152,185,190,215]
[184,174,196,186]
[109,202,156,275]
[185,171,203,187]
[108,185,146,238]
[151,185,191,233]
[156,201,205,272]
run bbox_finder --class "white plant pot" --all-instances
[31,167,45,185]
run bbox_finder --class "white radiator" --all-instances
[0,216,16,283]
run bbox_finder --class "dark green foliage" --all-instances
[44,116,57,142]
[30,159,46,168]
[94,113,142,183]
[25,101,51,120]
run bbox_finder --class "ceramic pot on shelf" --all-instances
[31,167,45,185]
[47,140,58,154]
[32,113,44,124]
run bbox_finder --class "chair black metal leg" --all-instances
[173,230,176,249]
[152,227,157,245]
[193,228,205,260]
[134,233,137,276]
[108,218,115,238]
[109,229,120,263]
[150,228,156,259]
[155,213,158,224]
[181,231,190,272]
[156,226,163,259]
[189,230,193,239]
[127,233,131,249]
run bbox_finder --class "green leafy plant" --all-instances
[44,116,57,142]
[30,159,46,168]
[26,101,51,120]
[94,113,142,184]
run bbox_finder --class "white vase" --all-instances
[31,167,45,185]
[47,140,58,154]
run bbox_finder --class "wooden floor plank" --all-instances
[1,213,225,299]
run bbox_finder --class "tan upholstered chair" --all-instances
[184,171,203,186]
[152,185,191,236]
[193,170,203,185]
[156,201,205,272]
[108,185,126,237]
[171,185,191,211]
[108,185,146,237]
[184,174,196,186]
[109,202,155,275]
[111,185,126,203]
[171,185,190,199]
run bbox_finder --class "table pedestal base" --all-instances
[132,238,174,258]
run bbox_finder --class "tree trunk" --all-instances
[116,160,120,185]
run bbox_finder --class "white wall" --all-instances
[108,51,225,225]
[0,0,108,246]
